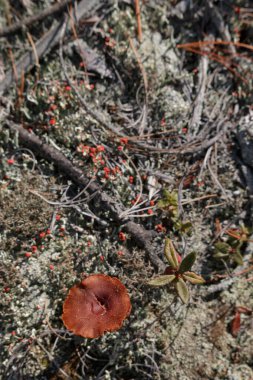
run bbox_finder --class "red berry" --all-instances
[120,138,128,145]
[50,104,57,111]
[90,147,96,154]
[49,118,56,126]
[118,232,126,241]
[160,117,166,127]
[96,145,105,152]
[155,224,165,233]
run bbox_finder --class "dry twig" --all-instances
[0,0,73,38]
[0,0,102,94]
[134,0,142,43]
[6,121,165,270]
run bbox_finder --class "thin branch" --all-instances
[181,193,218,205]
[0,0,102,94]
[6,121,165,270]
[36,341,72,380]
[59,17,124,138]
[0,0,73,38]
[128,35,148,93]
[189,54,208,137]
[177,40,253,52]
[134,0,142,43]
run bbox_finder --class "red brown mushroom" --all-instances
[62,274,131,338]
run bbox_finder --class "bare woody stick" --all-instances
[6,121,165,271]
[0,0,73,38]
[135,0,142,43]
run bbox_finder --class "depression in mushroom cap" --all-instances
[62,274,131,338]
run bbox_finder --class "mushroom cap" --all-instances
[62,274,131,338]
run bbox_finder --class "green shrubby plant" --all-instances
[148,238,205,303]
[157,190,192,234]
[214,224,252,266]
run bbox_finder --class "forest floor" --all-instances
[0,1,253,379]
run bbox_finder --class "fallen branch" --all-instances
[59,19,124,139]
[206,0,236,55]
[7,122,123,221]
[0,0,102,94]
[189,54,208,137]
[6,121,165,271]
[0,0,73,38]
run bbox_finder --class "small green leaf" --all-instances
[178,251,196,273]
[213,251,229,259]
[147,275,176,287]
[164,190,178,206]
[157,190,170,208]
[179,221,192,233]
[183,271,205,284]
[157,199,169,208]
[162,189,171,199]
[176,278,189,303]
[157,190,178,215]
[228,239,242,249]
[164,238,179,269]
[214,242,230,255]
[232,250,243,266]
[241,225,250,235]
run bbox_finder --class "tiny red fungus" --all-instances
[62,274,131,338]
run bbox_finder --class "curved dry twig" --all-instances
[6,121,165,270]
